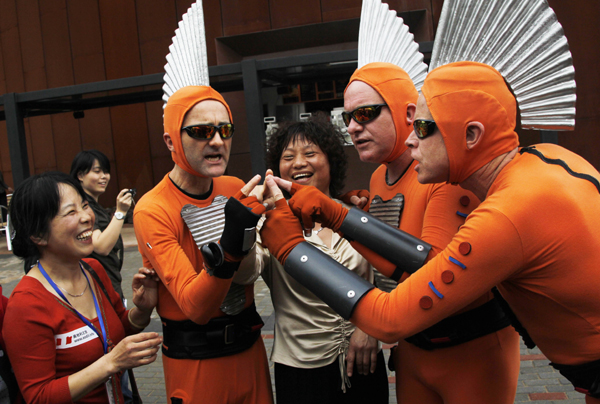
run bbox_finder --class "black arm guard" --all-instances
[339,207,432,280]
[220,197,260,257]
[284,242,374,320]
[201,242,240,279]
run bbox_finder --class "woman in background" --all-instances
[70,150,133,299]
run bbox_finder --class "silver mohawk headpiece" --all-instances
[162,1,210,106]
[429,0,576,131]
[357,0,428,91]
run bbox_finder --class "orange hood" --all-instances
[422,61,519,184]
[346,62,418,163]
[164,86,233,177]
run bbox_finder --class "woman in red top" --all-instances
[3,172,162,404]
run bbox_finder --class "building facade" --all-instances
[0,0,598,205]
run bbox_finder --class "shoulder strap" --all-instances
[80,260,111,301]
[81,260,144,404]
[520,146,600,194]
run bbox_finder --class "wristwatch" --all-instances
[114,211,125,220]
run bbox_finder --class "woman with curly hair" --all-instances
[252,116,389,403]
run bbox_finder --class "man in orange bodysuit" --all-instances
[134,86,273,404]
[260,61,600,404]
[342,62,519,404]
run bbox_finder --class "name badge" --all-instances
[55,325,98,349]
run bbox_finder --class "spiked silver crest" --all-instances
[163,1,210,106]
[358,0,429,91]
[430,0,576,131]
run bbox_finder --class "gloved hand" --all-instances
[220,175,267,262]
[287,183,349,233]
[340,189,371,211]
[260,198,306,265]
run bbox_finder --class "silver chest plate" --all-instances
[369,193,404,293]
[181,195,246,315]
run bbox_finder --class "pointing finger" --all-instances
[265,176,285,202]
[272,176,292,193]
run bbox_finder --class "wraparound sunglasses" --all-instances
[413,119,437,139]
[182,123,235,140]
[341,104,387,127]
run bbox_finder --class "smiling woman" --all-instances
[3,172,161,404]
[252,116,389,404]
[70,150,133,299]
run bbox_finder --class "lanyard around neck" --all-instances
[38,262,109,354]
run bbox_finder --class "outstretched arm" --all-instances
[273,177,432,277]
[262,178,523,343]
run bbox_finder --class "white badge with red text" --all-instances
[55,325,98,349]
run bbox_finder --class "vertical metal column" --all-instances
[3,93,30,186]
[241,59,266,177]
[540,130,558,144]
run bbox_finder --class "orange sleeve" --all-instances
[419,183,478,257]
[351,206,523,343]
[134,206,232,324]
[349,240,397,277]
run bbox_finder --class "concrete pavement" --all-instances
[0,225,586,403]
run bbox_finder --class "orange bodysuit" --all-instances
[364,162,519,404]
[354,144,600,402]
[134,174,272,404]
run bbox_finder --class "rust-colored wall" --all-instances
[547,0,600,168]
[1,0,598,207]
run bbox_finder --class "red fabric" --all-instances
[164,86,233,177]
[287,183,348,232]
[353,144,600,367]
[0,285,24,404]
[0,287,7,349]
[422,62,519,184]
[260,198,306,264]
[3,259,133,404]
[346,63,418,163]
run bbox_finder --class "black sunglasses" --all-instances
[413,119,437,139]
[341,104,387,127]
[182,123,235,140]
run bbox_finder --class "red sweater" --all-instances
[3,259,136,404]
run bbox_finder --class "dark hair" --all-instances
[69,149,111,180]
[266,114,348,198]
[9,172,88,262]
